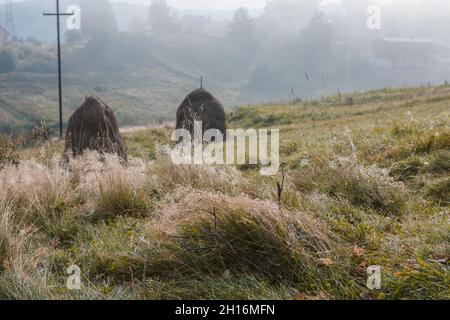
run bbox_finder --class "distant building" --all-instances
[0,25,10,46]
[373,37,434,67]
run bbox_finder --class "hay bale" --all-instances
[64,96,127,162]
[176,88,227,138]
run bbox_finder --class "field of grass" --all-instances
[0,84,449,300]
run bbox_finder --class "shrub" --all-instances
[427,178,450,206]
[345,97,354,106]
[294,157,406,216]
[125,127,172,160]
[32,120,51,143]
[425,150,450,174]
[386,260,450,300]
[0,134,19,169]
[95,170,150,220]
[389,156,424,181]
[301,193,377,243]
[0,199,15,270]
[55,217,146,280]
[0,50,16,74]
[387,129,450,161]
[147,147,249,197]
[0,272,47,300]
[414,130,450,154]
[22,60,57,73]
[30,175,81,242]
[25,37,41,45]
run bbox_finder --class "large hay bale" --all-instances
[64,96,127,162]
[176,88,227,138]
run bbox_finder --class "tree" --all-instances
[228,7,253,38]
[129,17,148,34]
[79,0,118,63]
[297,11,334,62]
[80,0,118,39]
[262,0,322,35]
[228,7,258,52]
[0,50,16,74]
[149,0,179,35]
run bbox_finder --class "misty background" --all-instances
[1,0,450,133]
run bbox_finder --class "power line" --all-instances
[43,0,74,140]
[14,12,46,33]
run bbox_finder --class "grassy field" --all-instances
[0,84,449,300]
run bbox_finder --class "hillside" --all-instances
[0,43,245,134]
[0,85,449,300]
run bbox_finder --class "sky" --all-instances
[9,0,269,11]
[9,0,348,11]
[111,0,268,10]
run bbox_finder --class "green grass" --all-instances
[0,84,448,300]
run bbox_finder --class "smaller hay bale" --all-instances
[64,96,127,162]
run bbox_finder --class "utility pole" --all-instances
[43,0,73,139]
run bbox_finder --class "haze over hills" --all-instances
[1,0,450,134]
[1,0,265,42]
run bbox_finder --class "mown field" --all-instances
[0,85,449,300]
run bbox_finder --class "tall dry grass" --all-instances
[142,188,338,287]
[147,147,252,196]
[294,156,406,216]
[0,198,16,270]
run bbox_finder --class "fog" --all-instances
[12,0,268,10]
[2,0,450,112]
[113,0,267,10]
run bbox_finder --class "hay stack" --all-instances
[176,88,227,137]
[63,96,127,162]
